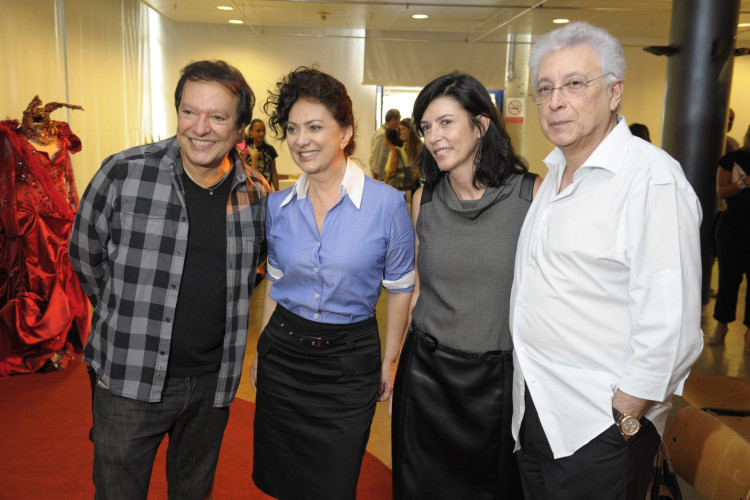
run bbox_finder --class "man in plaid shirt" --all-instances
[69,60,267,499]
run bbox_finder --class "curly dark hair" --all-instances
[174,60,255,128]
[263,66,356,156]
[412,72,528,189]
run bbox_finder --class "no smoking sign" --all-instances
[504,98,525,124]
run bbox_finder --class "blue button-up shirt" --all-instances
[266,160,414,324]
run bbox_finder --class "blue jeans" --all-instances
[92,370,230,500]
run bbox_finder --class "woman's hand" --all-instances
[377,359,397,402]
[251,354,259,392]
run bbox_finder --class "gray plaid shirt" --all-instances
[69,137,266,407]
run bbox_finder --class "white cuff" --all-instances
[266,263,283,281]
[383,269,415,291]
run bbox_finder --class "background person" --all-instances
[370,108,401,180]
[251,67,414,500]
[391,72,540,500]
[511,22,703,500]
[706,125,750,354]
[399,117,424,193]
[384,127,413,193]
[68,60,267,499]
[244,118,279,191]
[628,122,650,143]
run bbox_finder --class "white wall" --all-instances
[1,0,152,187]
[3,0,750,189]
[158,22,376,177]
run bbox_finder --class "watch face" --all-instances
[620,416,641,436]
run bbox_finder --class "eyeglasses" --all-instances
[532,73,612,104]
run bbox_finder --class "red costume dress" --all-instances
[0,119,90,376]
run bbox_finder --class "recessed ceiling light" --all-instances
[228,19,243,24]
[217,5,233,10]
[553,19,570,24]
[412,14,429,20]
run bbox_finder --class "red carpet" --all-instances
[0,359,393,499]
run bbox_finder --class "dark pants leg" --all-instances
[92,371,229,500]
[714,211,750,326]
[516,387,660,500]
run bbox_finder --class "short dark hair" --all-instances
[264,66,356,156]
[629,123,651,143]
[385,127,403,148]
[385,109,401,123]
[174,60,255,128]
[412,72,528,189]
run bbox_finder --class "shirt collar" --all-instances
[543,115,632,176]
[280,158,365,209]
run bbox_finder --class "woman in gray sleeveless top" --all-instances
[391,72,541,499]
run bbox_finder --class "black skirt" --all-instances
[252,306,381,500]
[391,323,521,500]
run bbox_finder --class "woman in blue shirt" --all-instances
[251,67,415,500]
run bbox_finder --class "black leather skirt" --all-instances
[391,323,521,500]
[252,306,381,500]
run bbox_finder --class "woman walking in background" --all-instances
[707,125,750,354]
[400,117,423,193]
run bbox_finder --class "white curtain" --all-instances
[1,0,153,192]
[363,30,511,88]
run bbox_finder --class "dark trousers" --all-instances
[516,387,660,500]
[92,370,229,500]
[714,210,750,326]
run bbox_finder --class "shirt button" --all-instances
[170,284,176,290]
[314,313,319,319]
[314,267,319,273]
[177,250,183,255]
[159,351,166,356]
[165,318,171,323]
[314,293,319,299]
[317,241,321,246]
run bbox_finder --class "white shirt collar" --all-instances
[543,114,632,177]
[280,158,366,209]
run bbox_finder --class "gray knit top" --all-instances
[411,172,532,353]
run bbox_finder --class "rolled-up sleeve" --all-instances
[264,198,283,282]
[619,172,704,401]
[382,194,415,292]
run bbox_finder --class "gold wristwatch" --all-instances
[613,408,641,438]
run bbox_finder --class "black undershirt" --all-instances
[168,166,233,376]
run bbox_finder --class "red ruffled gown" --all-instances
[0,119,90,377]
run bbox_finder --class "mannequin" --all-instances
[0,95,90,376]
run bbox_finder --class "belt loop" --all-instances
[420,331,438,352]
[345,337,355,350]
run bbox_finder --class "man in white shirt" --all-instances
[369,108,400,180]
[510,21,704,499]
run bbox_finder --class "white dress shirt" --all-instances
[510,116,704,458]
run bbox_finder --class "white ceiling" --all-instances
[142,0,750,46]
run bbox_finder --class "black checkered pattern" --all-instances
[69,137,266,406]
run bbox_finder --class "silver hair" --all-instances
[529,21,626,88]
